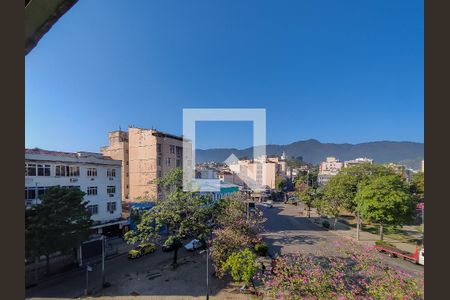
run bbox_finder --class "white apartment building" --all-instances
[25,148,126,234]
[318,156,344,185]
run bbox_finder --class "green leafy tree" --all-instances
[293,172,308,187]
[223,248,258,287]
[295,182,315,218]
[322,164,396,234]
[410,172,424,203]
[275,175,287,191]
[25,186,92,274]
[124,168,212,267]
[355,174,415,240]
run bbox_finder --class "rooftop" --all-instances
[25,148,114,160]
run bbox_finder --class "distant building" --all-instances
[421,160,424,172]
[195,167,218,180]
[267,154,288,178]
[25,148,125,235]
[227,155,288,190]
[385,162,415,182]
[101,127,183,201]
[344,157,374,168]
[385,162,405,175]
[200,183,241,202]
[218,171,244,185]
[318,157,344,185]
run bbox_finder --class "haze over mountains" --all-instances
[196,139,424,170]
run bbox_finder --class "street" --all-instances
[27,202,423,299]
[260,202,424,277]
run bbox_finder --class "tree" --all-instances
[355,174,415,240]
[293,172,308,187]
[410,172,424,203]
[322,164,396,236]
[25,186,92,274]
[210,196,263,278]
[275,175,287,191]
[223,248,258,288]
[295,182,315,218]
[124,168,212,267]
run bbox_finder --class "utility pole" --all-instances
[206,245,209,300]
[84,265,92,296]
[101,235,105,287]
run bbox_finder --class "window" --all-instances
[157,143,162,155]
[166,158,171,166]
[55,165,65,176]
[55,165,80,177]
[87,168,97,177]
[87,187,97,196]
[157,170,162,177]
[176,146,182,156]
[37,187,49,198]
[87,205,98,215]
[176,159,181,167]
[25,187,36,199]
[157,157,161,166]
[170,145,175,154]
[25,163,36,176]
[62,186,81,190]
[107,202,117,212]
[107,168,116,177]
[107,186,116,194]
[70,166,80,176]
[34,164,51,176]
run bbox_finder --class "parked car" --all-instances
[285,196,299,205]
[184,239,205,251]
[262,202,273,208]
[128,243,156,259]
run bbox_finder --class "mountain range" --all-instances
[196,139,424,170]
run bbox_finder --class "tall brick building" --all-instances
[101,127,183,201]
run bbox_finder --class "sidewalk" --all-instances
[26,237,133,288]
[305,207,418,253]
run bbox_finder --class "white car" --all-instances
[262,202,273,208]
[184,239,203,251]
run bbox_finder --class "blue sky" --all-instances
[25,0,423,151]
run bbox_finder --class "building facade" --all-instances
[226,154,288,190]
[318,156,344,185]
[25,148,124,234]
[101,127,183,201]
